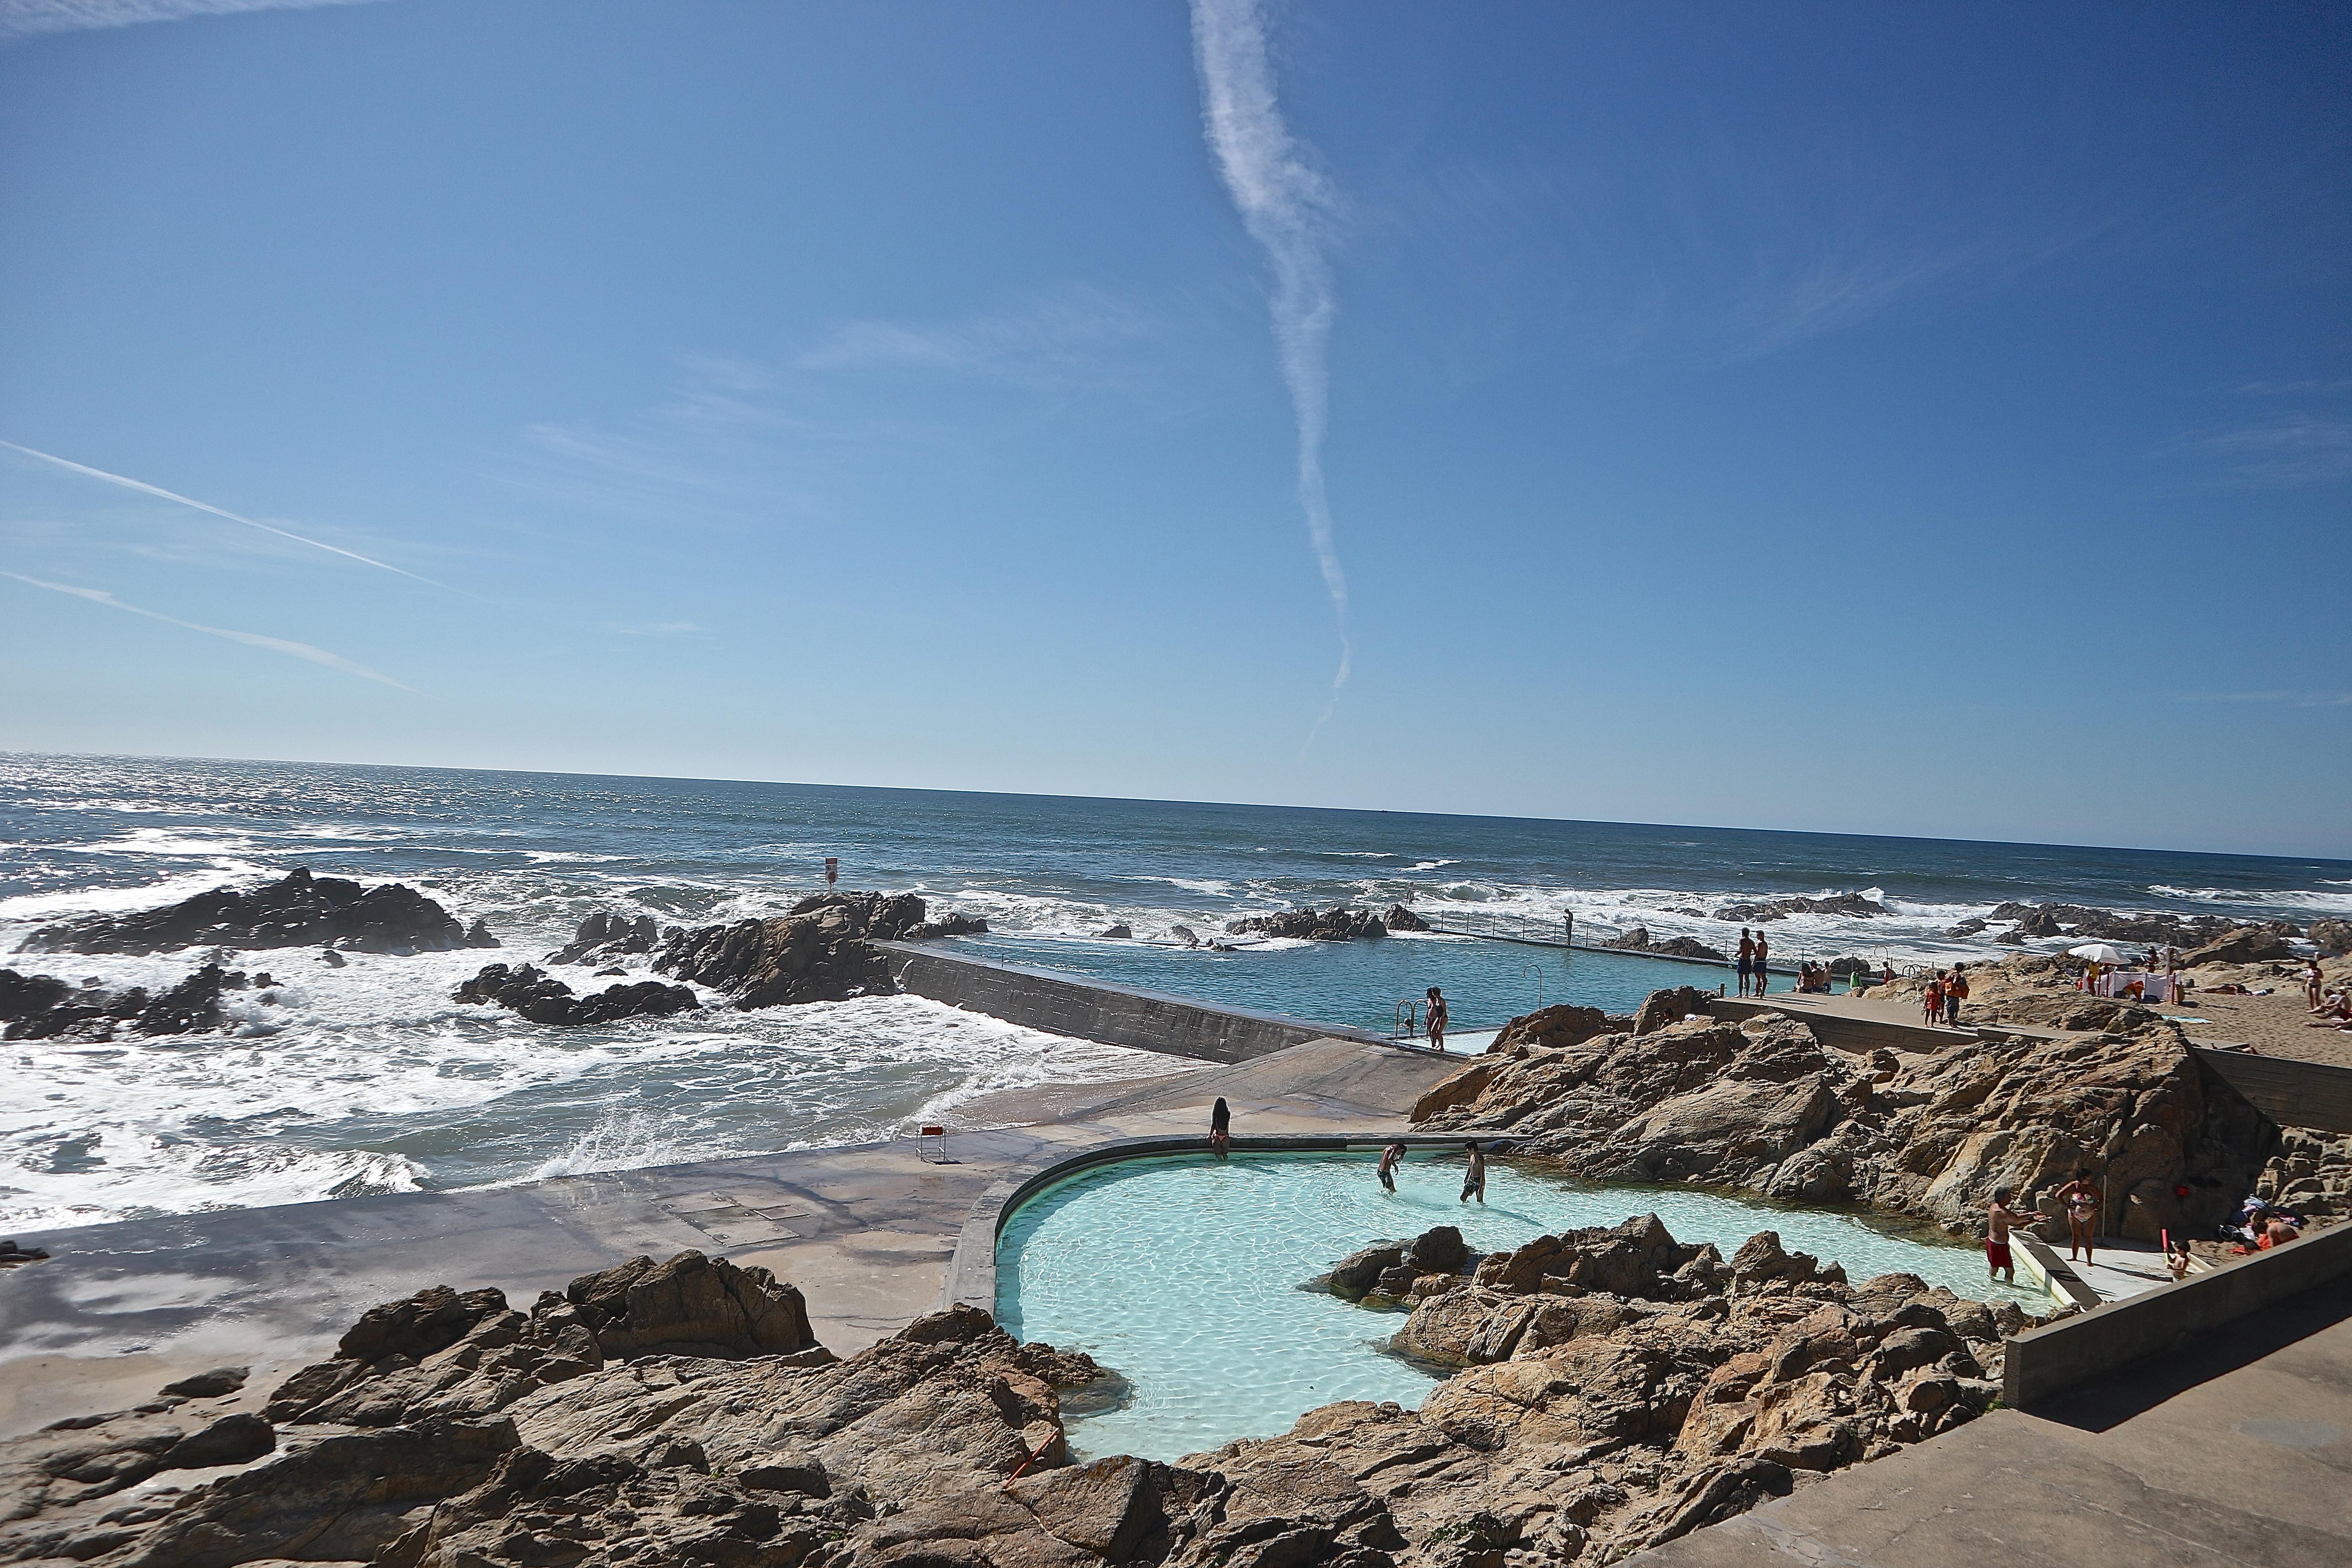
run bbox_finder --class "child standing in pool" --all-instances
[1378,1142,1406,1193]
[1459,1140,1486,1204]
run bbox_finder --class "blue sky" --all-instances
[2,0,2346,857]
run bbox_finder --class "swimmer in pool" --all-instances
[1378,1142,1405,1193]
[1459,1140,1486,1204]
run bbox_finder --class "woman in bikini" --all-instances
[2056,1167,2102,1264]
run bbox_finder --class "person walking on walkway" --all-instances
[1946,964,1969,1026]
[1209,1096,1231,1160]
[1425,987,1449,1052]
[1736,929,1755,997]
[1459,1140,1486,1204]
[1378,1142,1406,1193]
[2056,1167,2103,1264]
[1923,972,1944,1027]
[1751,931,1769,994]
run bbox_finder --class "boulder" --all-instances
[1327,1244,1406,1301]
[22,867,493,956]
[1224,906,1389,941]
[1382,903,1430,932]
[1633,986,1716,1036]
[160,1367,250,1400]
[546,910,661,966]
[563,1250,818,1359]
[1402,1225,1470,1275]
[453,963,699,1026]
[1097,923,1134,939]
[1605,926,1730,961]
[910,911,989,939]
[2312,919,2352,958]
[2186,926,2297,966]
[654,890,929,1008]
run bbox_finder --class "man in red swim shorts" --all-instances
[1985,1186,2022,1285]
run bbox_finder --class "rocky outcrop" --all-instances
[2257,1129,2352,1225]
[1632,986,1715,1036]
[1603,926,1728,962]
[1711,894,1888,922]
[1209,1215,2033,1566]
[653,891,930,1008]
[1226,906,1389,941]
[455,963,699,1027]
[911,911,990,939]
[1987,902,2244,947]
[1414,993,2272,1239]
[2184,925,2298,966]
[0,1261,1226,1568]
[547,911,668,966]
[20,867,498,956]
[0,963,287,1041]
[1097,923,1135,939]
[1383,904,1431,932]
[1319,1226,1476,1303]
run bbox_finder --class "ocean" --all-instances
[5,751,2346,1234]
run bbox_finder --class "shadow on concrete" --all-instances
[2032,1275,2352,1434]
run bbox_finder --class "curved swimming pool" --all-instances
[996,1150,2044,1462]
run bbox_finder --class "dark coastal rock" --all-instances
[545,910,663,966]
[21,867,496,956]
[454,963,699,1026]
[1603,925,1729,961]
[1097,923,1134,939]
[910,910,990,939]
[1225,906,1388,941]
[652,889,931,1008]
[1711,893,1888,922]
[1825,956,1872,978]
[2312,919,2352,957]
[1987,901,2245,946]
[1414,984,2272,1240]
[1383,903,1431,932]
[563,1250,819,1360]
[1945,917,1989,937]
[159,1366,249,1400]
[1,964,248,1040]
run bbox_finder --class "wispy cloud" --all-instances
[604,620,707,638]
[0,0,381,43]
[1191,0,1351,746]
[796,287,1158,387]
[2176,690,2352,708]
[0,439,441,585]
[2191,412,2352,487]
[2233,378,2352,397]
[0,569,411,689]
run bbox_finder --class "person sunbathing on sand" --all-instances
[2305,992,2352,1029]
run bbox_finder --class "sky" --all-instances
[1,0,2347,858]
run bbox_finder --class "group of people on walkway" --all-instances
[1735,928,1771,995]
[1922,964,1970,1026]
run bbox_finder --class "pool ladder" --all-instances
[1392,998,1422,1042]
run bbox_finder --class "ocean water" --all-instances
[5,751,2346,1232]
[998,1152,2051,1461]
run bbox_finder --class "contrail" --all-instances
[1190,0,1352,741]
[0,439,439,586]
[0,570,413,690]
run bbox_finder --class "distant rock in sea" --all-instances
[20,867,499,957]
[1602,924,1729,962]
[1711,893,1889,922]
[1226,906,1389,941]
[1382,903,1431,932]
[2,962,283,1041]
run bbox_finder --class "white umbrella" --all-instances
[2067,942,2130,965]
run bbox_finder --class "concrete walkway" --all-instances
[1633,1274,2352,1568]
[0,1037,1466,1439]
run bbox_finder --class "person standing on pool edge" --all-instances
[1752,931,1769,994]
[1425,987,1448,1051]
[1736,929,1754,997]
[1459,1140,1486,1204]
[1209,1096,1231,1160]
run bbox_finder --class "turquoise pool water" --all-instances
[997,1151,2046,1462]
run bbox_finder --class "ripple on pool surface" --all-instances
[996,1151,2046,1462]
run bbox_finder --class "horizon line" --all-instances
[2,744,2344,869]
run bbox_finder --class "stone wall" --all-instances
[878,944,1375,1064]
